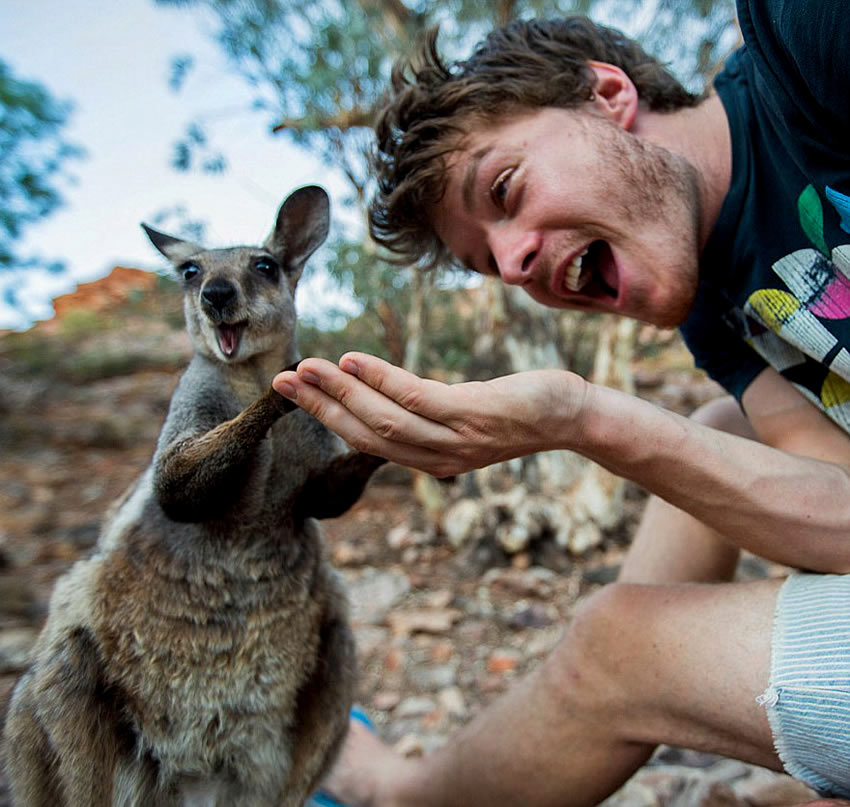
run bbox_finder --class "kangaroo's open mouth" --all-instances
[217,322,247,357]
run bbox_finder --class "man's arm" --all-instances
[741,366,850,465]
[581,366,850,572]
[273,355,850,573]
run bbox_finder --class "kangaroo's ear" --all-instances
[265,185,330,273]
[141,223,203,264]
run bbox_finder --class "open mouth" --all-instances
[217,322,247,358]
[563,241,619,302]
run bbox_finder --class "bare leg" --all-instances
[619,493,741,583]
[323,579,783,807]
[321,397,778,807]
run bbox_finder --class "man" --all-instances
[274,2,850,804]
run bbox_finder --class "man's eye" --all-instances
[489,168,514,208]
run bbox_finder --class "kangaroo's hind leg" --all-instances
[279,583,357,807]
[4,674,64,807]
[6,626,141,807]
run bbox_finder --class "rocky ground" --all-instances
[0,288,820,806]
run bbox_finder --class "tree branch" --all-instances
[271,107,375,134]
[357,0,418,38]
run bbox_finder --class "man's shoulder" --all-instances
[736,0,848,129]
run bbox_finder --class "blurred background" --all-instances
[4,2,811,804]
[3,0,739,335]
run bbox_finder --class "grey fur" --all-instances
[4,186,385,806]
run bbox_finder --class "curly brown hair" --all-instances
[368,17,702,268]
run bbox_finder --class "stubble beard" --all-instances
[598,116,702,328]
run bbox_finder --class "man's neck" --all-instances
[633,93,732,251]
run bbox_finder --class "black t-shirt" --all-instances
[680,0,850,431]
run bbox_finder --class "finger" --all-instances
[294,357,461,448]
[273,366,461,474]
[337,352,464,423]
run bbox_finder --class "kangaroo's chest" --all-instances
[93,547,324,777]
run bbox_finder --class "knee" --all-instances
[689,395,756,439]
[538,584,641,719]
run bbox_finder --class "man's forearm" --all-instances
[572,383,850,572]
[272,355,850,572]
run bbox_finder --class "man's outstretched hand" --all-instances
[272,352,587,477]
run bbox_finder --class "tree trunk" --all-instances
[439,281,636,563]
[403,267,428,375]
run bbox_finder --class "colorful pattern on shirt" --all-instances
[680,0,850,433]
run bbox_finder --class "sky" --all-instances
[3,0,355,330]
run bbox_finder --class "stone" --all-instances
[437,685,467,718]
[372,691,401,712]
[486,647,523,674]
[395,696,437,719]
[422,589,453,609]
[353,626,388,659]
[393,733,425,758]
[507,602,556,630]
[566,521,603,555]
[408,663,457,691]
[346,567,411,626]
[0,627,38,673]
[483,566,556,600]
[428,641,454,663]
[441,499,485,549]
[496,521,532,554]
[386,523,433,550]
[387,608,462,637]
[333,540,368,567]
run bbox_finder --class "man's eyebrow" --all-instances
[461,146,491,213]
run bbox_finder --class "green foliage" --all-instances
[423,285,479,376]
[1,328,65,376]
[155,0,738,367]
[298,316,392,364]
[0,60,84,287]
[2,273,188,383]
[158,0,737,174]
[3,327,183,383]
[298,280,478,378]
[55,308,108,341]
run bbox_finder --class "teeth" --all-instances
[564,248,590,292]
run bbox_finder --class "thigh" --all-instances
[572,578,784,768]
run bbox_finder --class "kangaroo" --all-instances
[4,185,385,807]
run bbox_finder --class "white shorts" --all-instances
[759,573,850,797]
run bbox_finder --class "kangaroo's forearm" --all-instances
[155,388,294,522]
[295,452,387,521]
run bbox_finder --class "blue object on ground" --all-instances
[306,707,375,807]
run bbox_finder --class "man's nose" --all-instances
[490,228,540,285]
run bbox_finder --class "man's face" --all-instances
[430,106,703,328]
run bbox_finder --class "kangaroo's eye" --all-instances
[180,262,200,282]
[253,257,279,280]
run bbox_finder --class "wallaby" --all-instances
[4,185,385,806]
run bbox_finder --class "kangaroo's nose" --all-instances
[201,280,237,315]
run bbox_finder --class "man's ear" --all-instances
[587,61,639,130]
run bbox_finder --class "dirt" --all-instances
[0,311,817,806]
